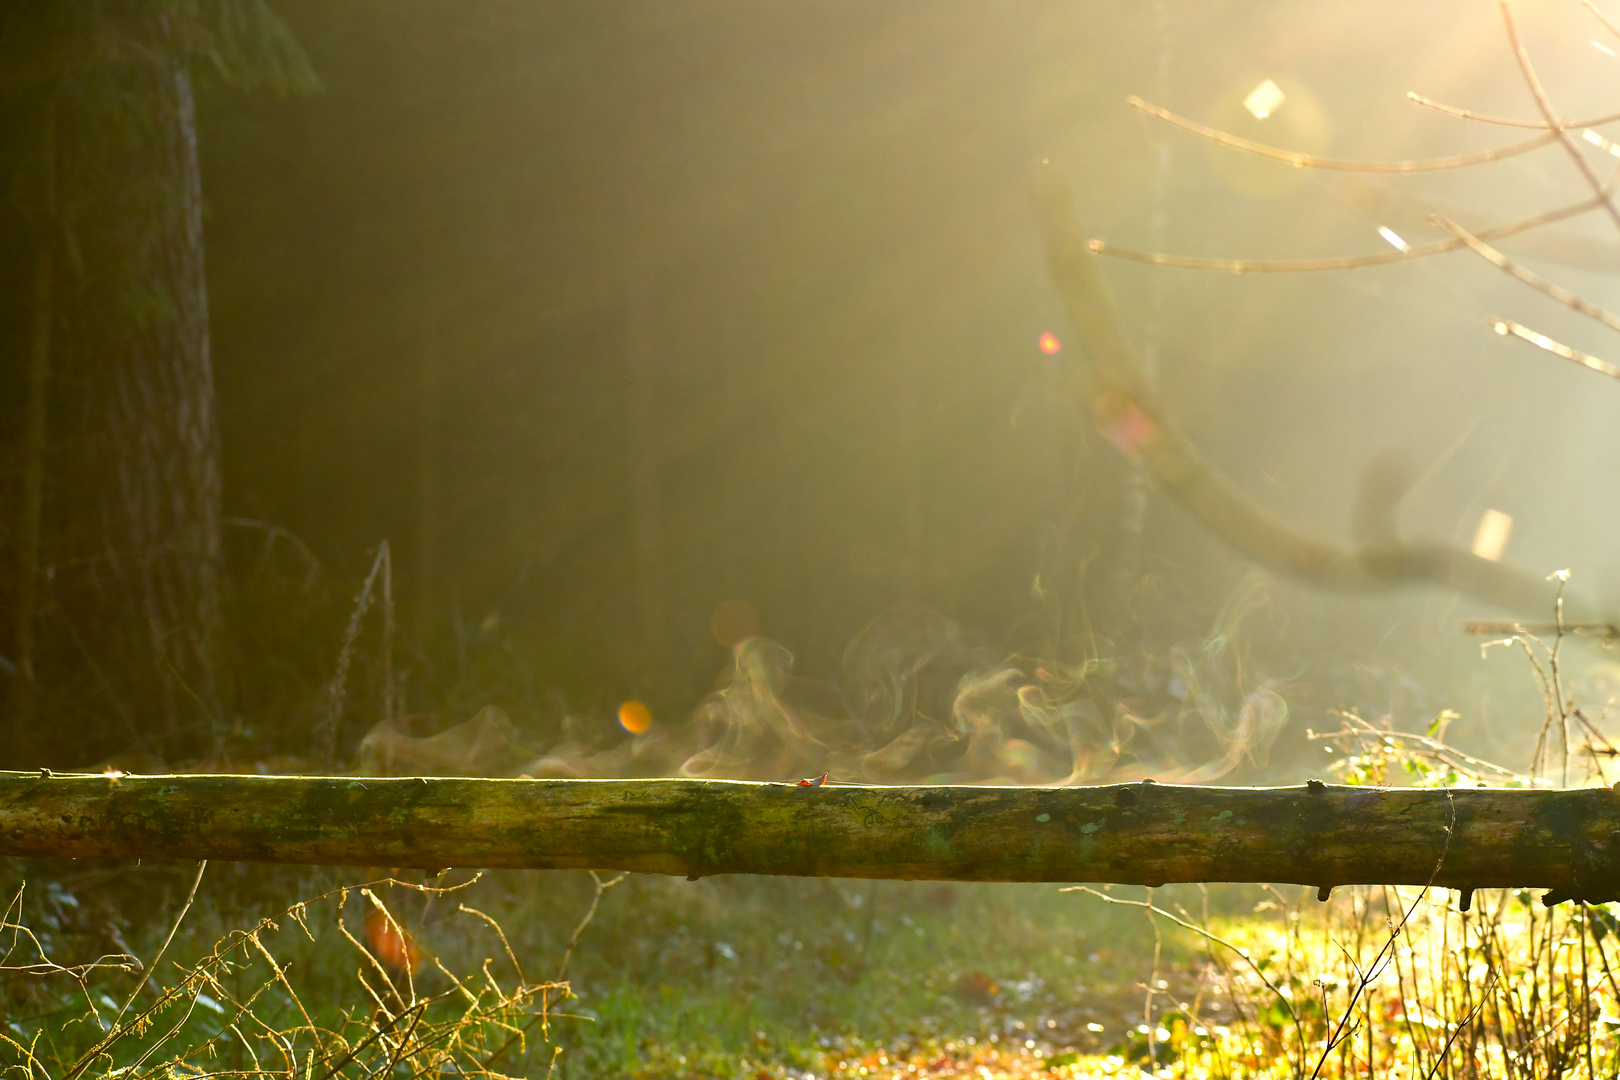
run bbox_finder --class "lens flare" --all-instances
[1472,509,1513,562]
[1037,332,1062,355]
[1376,226,1410,253]
[364,907,424,974]
[1243,78,1285,120]
[618,699,653,734]
[1095,394,1159,456]
[1208,76,1328,198]
[710,599,760,648]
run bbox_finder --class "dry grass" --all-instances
[0,871,594,1080]
[1057,881,1620,1080]
[1039,597,1620,1080]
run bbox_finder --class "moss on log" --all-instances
[3,773,1620,899]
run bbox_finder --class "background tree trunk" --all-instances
[8,95,57,759]
[98,57,226,755]
[35,21,226,764]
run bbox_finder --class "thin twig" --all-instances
[1406,92,1620,131]
[115,858,205,1027]
[224,517,321,591]
[1420,973,1495,1078]
[1487,317,1620,381]
[458,904,527,988]
[1500,0,1620,235]
[1310,793,1456,1080]
[1130,95,1557,172]
[1309,710,1521,780]
[1463,620,1620,639]
[1434,213,1620,334]
[320,541,391,765]
[480,871,627,1073]
[62,860,208,1080]
[1066,886,1305,1051]
[556,871,626,983]
[1089,192,1603,272]
[1583,0,1620,45]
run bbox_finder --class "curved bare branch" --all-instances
[1500,0,1620,236]
[1406,92,1620,131]
[1034,164,1594,619]
[1436,213,1620,333]
[1583,0,1620,47]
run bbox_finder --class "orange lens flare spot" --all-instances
[1037,332,1062,355]
[710,599,760,648]
[618,699,653,734]
[364,908,424,974]
[1095,394,1159,456]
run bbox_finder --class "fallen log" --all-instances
[3,772,1619,902]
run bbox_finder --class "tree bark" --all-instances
[6,84,58,764]
[107,60,225,748]
[45,39,226,761]
[4,773,1619,900]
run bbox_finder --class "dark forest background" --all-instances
[2,0,1613,774]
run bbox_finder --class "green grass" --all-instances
[11,843,1620,1080]
[0,860,1189,1078]
[548,874,1170,1074]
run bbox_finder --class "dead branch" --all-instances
[1033,165,1593,619]
[2,772,1620,900]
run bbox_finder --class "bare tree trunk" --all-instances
[46,45,227,762]
[129,62,220,749]
[109,63,225,748]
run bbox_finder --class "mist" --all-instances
[5,0,1618,781]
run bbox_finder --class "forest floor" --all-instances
[8,833,1620,1079]
[2,858,1215,1079]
